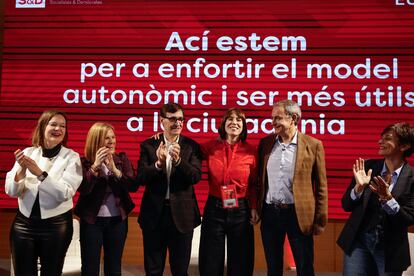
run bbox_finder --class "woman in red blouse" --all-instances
[199,108,259,276]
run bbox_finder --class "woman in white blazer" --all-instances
[5,110,83,276]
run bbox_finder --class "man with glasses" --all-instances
[257,100,328,276]
[137,103,203,276]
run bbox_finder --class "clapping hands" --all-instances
[14,149,42,179]
[353,158,372,194]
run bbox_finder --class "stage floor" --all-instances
[0,258,342,276]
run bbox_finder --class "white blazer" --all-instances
[5,146,82,219]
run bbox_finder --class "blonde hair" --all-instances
[84,122,115,163]
[32,110,68,148]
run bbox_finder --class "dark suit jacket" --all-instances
[137,134,202,234]
[257,132,328,235]
[75,152,136,224]
[337,159,414,272]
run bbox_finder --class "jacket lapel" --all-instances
[293,133,305,178]
[391,163,413,199]
[263,134,277,176]
[362,160,383,209]
[47,146,69,176]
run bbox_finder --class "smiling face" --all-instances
[161,110,184,140]
[378,130,404,158]
[44,114,66,149]
[271,105,296,137]
[225,112,243,140]
[104,128,116,154]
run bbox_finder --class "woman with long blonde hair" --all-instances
[75,122,136,276]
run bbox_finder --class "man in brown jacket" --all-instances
[257,100,328,276]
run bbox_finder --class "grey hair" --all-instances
[273,100,301,125]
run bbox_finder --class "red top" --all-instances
[203,139,258,209]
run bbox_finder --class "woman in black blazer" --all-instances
[75,122,136,276]
[337,122,414,276]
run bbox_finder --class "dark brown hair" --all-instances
[160,103,184,117]
[381,122,414,158]
[32,110,68,148]
[218,108,248,142]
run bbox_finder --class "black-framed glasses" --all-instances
[163,116,185,123]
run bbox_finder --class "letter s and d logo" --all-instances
[16,0,46,8]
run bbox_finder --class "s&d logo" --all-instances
[16,0,46,8]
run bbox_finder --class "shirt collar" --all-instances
[163,135,180,145]
[276,131,298,146]
[381,161,405,177]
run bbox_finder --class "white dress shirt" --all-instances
[266,132,298,204]
[164,136,179,199]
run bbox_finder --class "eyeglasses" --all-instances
[48,122,66,129]
[163,116,185,123]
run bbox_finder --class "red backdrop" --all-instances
[1,0,414,219]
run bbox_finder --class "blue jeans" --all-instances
[199,196,254,276]
[260,203,314,276]
[80,216,127,276]
[343,229,402,276]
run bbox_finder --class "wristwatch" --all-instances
[37,171,48,182]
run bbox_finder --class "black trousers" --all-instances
[260,203,315,276]
[10,210,73,276]
[199,196,254,276]
[80,216,127,276]
[142,203,193,276]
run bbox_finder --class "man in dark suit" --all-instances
[337,122,414,275]
[137,103,202,276]
[257,100,328,276]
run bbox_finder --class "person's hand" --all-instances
[14,149,27,181]
[156,142,167,167]
[14,149,27,169]
[250,209,260,225]
[353,158,372,194]
[105,153,122,177]
[370,175,393,201]
[92,147,110,170]
[168,143,181,164]
[23,156,43,177]
[313,224,325,235]
[105,153,116,171]
[151,132,162,140]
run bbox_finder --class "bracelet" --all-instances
[90,165,98,173]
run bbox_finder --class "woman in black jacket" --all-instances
[75,122,136,276]
[337,122,414,276]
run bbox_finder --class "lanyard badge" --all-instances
[220,184,238,209]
